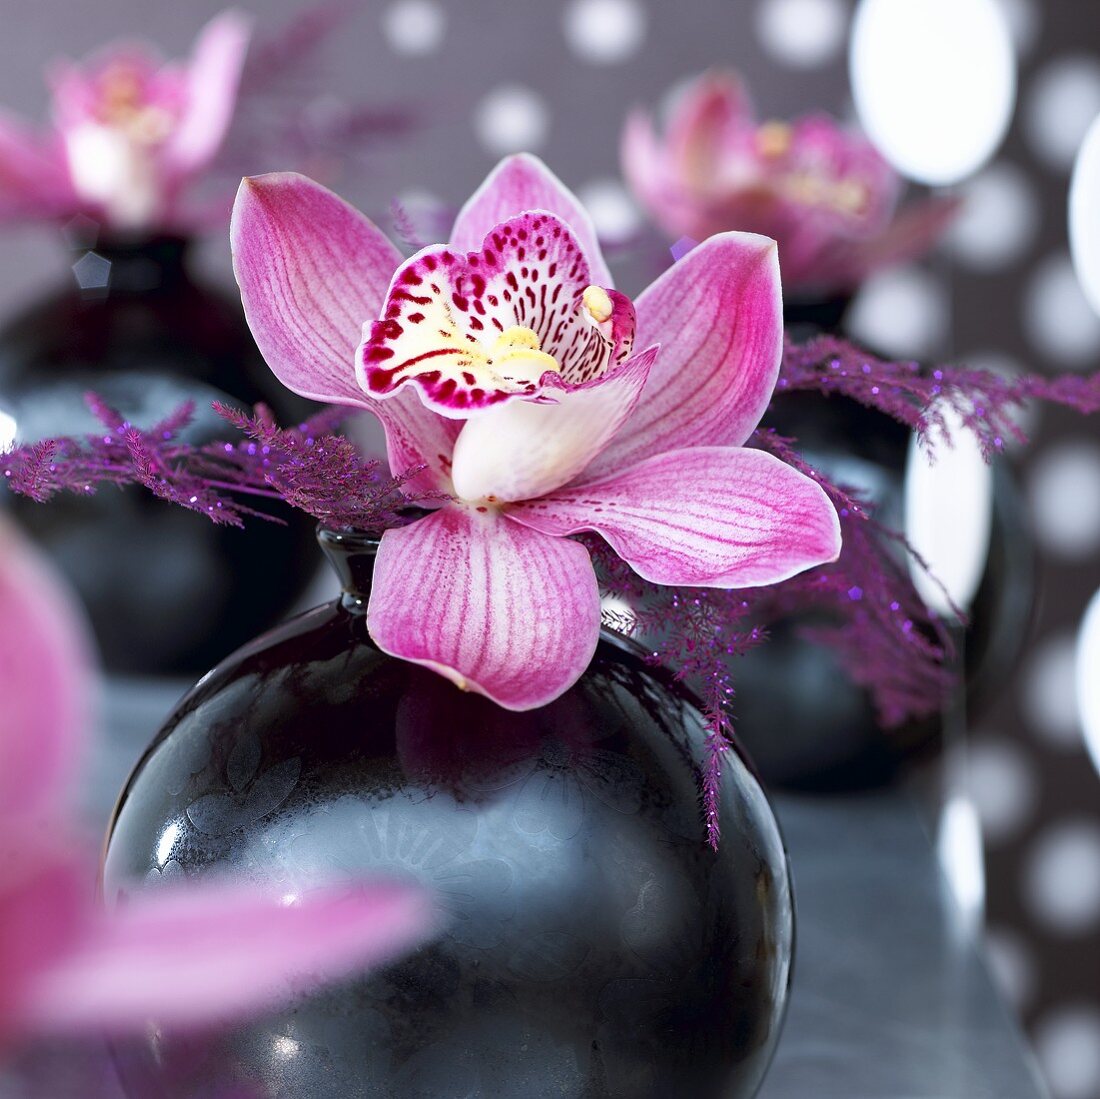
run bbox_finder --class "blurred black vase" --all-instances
[102,528,793,1099]
[729,295,1036,791]
[0,235,319,676]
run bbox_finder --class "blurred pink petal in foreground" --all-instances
[622,70,958,295]
[0,516,434,1049]
[0,515,92,823]
[0,9,250,232]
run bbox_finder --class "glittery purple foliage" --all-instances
[778,335,1100,457]
[1,396,426,532]
[6,338,1100,849]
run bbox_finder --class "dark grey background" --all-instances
[1,1,1098,1096]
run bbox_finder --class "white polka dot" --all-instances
[562,0,647,64]
[1024,253,1100,367]
[1023,633,1085,747]
[1069,113,1100,321]
[576,178,640,243]
[847,266,949,358]
[756,0,848,68]
[380,0,447,56]
[983,926,1036,1011]
[1035,1007,1100,1099]
[1076,586,1100,780]
[474,85,550,156]
[1028,442,1100,560]
[948,161,1039,269]
[1024,821,1100,935]
[966,737,1037,843]
[0,408,15,451]
[994,0,1041,57]
[1025,56,1100,170]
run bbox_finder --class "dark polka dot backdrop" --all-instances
[0,0,1097,1095]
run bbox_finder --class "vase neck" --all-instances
[782,292,853,339]
[318,527,380,613]
[66,234,193,296]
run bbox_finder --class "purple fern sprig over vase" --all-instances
[729,296,1036,791]
[0,233,319,675]
[102,526,794,1099]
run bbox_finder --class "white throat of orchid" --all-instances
[63,63,175,230]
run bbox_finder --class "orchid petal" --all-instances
[359,212,632,418]
[0,849,88,1039]
[231,172,457,491]
[22,880,434,1033]
[509,446,841,588]
[164,10,252,177]
[838,194,961,287]
[368,505,600,710]
[451,154,613,287]
[585,232,782,478]
[450,345,657,503]
[0,519,93,825]
[620,109,672,228]
[665,70,753,183]
[0,110,72,222]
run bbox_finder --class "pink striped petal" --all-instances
[450,345,657,503]
[450,154,613,288]
[22,880,434,1033]
[0,518,93,825]
[358,212,630,417]
[585,232,782,479]
[231,172,457,491]
[368,505,600,710]
[509,446,841,588]
[164,10,252,177]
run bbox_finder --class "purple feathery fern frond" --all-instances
[779,336,1100,458]
[1,396,426,531]
[211,404,431,529]
[5,336,1098,849]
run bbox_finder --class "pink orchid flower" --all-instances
[0,515,433,1048]
[623,71,958,296]
[231,153,842,711]
[0,10,250,232]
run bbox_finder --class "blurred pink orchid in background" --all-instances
[231,153,842,711]
[0,515,433,1049]
[622,71,959,296]
[0,10,249,232]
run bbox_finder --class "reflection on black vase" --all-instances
[0,235,319,675]
[730,299,1036,791]
[103,529,793,1099]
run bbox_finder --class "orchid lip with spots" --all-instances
[231,152,843,711]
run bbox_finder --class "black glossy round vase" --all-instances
[102,529,793,1099]
[729,299,1036,791]
[0,235,319,675]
